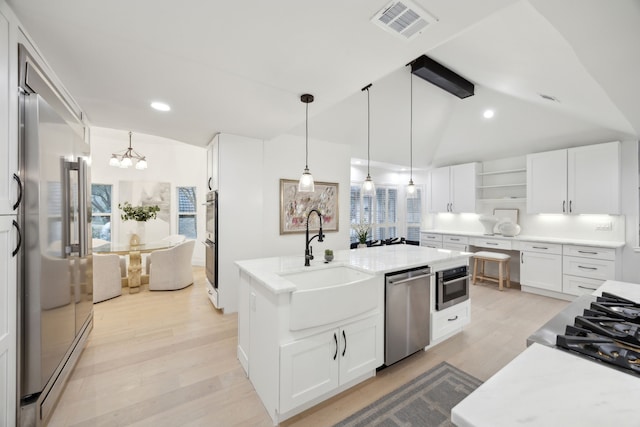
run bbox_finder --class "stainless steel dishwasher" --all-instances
[385,266,433,366]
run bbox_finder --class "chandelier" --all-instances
[109,131,148,169]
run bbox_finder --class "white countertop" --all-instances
[452,343,640,427]
[422,229,625,248]
[451,279,640,427]
[235,245,471,294]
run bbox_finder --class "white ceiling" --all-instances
[7,0,640,168]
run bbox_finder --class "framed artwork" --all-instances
[280,179,339,234]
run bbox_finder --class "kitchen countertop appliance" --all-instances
[17,44,93,426]
[528,292,640,377]
[384,266,432,366]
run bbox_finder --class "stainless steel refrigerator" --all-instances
[17,45,93,426]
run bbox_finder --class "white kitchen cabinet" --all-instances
[520,243,562,293]
[211,133,263,313]
[562,245,617,297]
[0,9,17,216]
[420,232,442,248]
[431,300,470,343]
[430,163,479,213]
[205,139,218,191]
[279,316,380,414]
[0,216,17,427]
[443,235,468,251]
[469,236,512,251]
[527,142,620,214]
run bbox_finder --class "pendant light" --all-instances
[109,131,148,170]
[407,71,417,198]
[361,84,375,196]
[298,93,315,192]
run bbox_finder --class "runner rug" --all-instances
[333,362,482,427]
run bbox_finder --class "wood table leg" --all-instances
[128,250,142,293]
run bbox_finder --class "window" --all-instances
[177,187,197,239]
[406,188,422,242]
[350,184,397,243]
[91,184,112,241]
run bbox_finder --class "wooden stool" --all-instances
[472,251,511,291]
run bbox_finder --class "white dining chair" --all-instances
[93,253,123,303]
[148,240,195,291]
[145,234,186,274]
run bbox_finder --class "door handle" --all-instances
[389,272,433,286]
[12,220,21,257]
[12,173,22,211]
[333,333,338,360]
[563,200,566,213]
[342,330,347,357]
[442,275,469,286]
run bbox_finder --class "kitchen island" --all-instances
[235,245,472,425]
[451,280,640,426]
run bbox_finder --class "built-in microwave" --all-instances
[436,265,470,310]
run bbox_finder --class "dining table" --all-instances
[92,240,175,293]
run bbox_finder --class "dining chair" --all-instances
[148,240,195,291]
[93,253,123,303]
[144,234,186,274]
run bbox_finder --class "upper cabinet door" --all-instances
[568,141,620,215]
[0,12,18,216]
[527,149,567,214]
[429,167,450,213]
[450,163,477,213]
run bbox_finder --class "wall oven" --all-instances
[204,190,218,298]
[436,265,469,310]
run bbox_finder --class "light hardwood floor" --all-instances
[47,267,568,427]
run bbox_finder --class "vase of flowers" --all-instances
[351,222,370,248]
[118,202,160,245]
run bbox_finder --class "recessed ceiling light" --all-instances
[151,101,171,112]
[483,109,495,119]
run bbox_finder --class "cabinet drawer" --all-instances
[469,237,512,250]
[563,245,615,261]
[563,256,614,280]
[443,243,467,252]
[443,234,469,244]
[432,301,470,342]
[562,275,604,297]
[519,241,562,255]
[421,242,443,249]
[421,233,442,242]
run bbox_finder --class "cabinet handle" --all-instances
[448,315,459,322]
[563,200,566,213]
[333,333,338,360]
[578,285,598,291]
[578,265,597,270]
[12,220,21,257]
[486,242,498,246]
[342,330,347,357]
[532,246,548,250]
[521,253,524,264]
[450,238,460,241]
[208,177,212,191]
[578,250,598,255]
[13,173,22,211]
[569,200,572,213]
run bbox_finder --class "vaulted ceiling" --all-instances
[7,0,640,168]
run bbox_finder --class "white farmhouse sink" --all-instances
[280,266,379,331]
[280,265,373,290]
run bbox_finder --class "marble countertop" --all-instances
[421,229,625,248]
[451,279,640,426]
[235,245,471,294]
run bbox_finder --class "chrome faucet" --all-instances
[305,209,324,266]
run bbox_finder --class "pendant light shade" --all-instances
[407,70,418,199]
[298,94,315,192]
[361,84,375,197]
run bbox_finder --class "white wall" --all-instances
[90,127,207,265]
[261,134,351,258]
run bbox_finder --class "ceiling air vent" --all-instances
[371,0,438,41]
